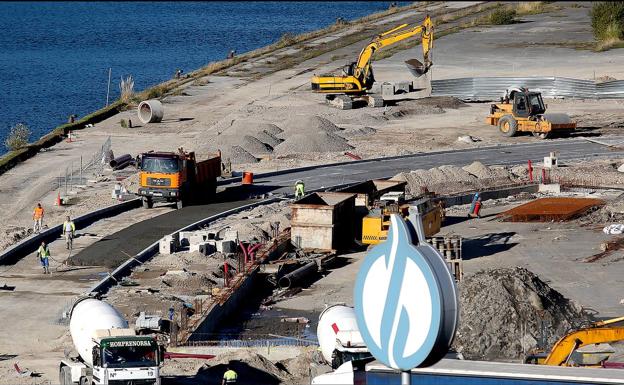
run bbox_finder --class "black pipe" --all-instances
[278,261,317,289]
[110,154,132,169]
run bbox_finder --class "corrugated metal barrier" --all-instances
[431,77,624,101]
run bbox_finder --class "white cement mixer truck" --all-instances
[317,305,371,369]
[59,297,162,385]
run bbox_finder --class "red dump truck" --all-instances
[137,149,221,209]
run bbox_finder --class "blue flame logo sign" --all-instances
[354,214,444,371]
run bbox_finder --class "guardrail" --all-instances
[0,198,141,265]
[431,76,624,101]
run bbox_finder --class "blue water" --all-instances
[0,1,402,153]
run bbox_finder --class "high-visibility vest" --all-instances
[223,369,238,382]
[33,207,44,219]
[295,183,305,194]
[63,221,76,233]
[37,245,50,258]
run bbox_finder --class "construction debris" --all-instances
[499,197,605,222]
[453,267,591,360]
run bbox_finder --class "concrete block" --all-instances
[222,229,238,242]
[370,83,382,94]
[381,83,394,97]
[178,231,195,247]
[539,183,561,194]
[199,242,216,255]
[394,81,411,93]
[160,236,175,255]
[217,240,236,253]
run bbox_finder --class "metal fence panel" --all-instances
[431,77,624,101]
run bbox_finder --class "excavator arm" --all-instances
[543,325,624,366]
[354,15,433,82]
[310,15,433,95]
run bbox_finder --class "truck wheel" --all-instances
[142,197,153,209]
[498,115,518,137]
[532,131,550,139]
[59,366,72,385]
[176,199,184,209]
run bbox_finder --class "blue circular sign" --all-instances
[354,214,458,371]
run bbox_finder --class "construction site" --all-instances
[3,1,624,384]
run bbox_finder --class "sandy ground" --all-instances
[1,1,623,252]
[3,1,624,383]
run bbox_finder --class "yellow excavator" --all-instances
[525,316,624,366]
[310,15,433,109]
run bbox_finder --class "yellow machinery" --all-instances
[486,88,576,139]
[362,196,443,245]
[310,15,433,109]
[525,316,624,366]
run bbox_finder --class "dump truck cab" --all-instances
[137,149,221,209]
[486,88,575,139]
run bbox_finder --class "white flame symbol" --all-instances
[354,214,443,371]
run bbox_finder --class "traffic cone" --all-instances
[55,192,62,206]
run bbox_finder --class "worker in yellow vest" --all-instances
[62,216,76,250]
[37,241,50,274]
[222,364,238,385]
[294,180,305,200]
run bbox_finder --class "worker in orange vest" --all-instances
[33,203,45,233]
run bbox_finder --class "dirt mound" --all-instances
[391,162,519,196]
[281,115,340,135]
[275,132,353,154]
[0,226,33,252]
[580,194,624,225]
[278,346,318,382]
[453,267,590,360]
[195,350,293,385]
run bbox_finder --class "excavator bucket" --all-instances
[405,58,429,77]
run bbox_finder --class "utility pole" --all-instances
[106,67,112,106]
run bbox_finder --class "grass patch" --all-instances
[591,2,624,50]
[488,8,517,25]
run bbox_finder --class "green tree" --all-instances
[5,123,31,151]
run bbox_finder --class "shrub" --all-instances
[5,123,31,151]
[120,119,128,128]
[145,85,166,100]
[119,75,135,103]
[489,8,517,25]
[591,2,624,41]
[516,2,544,15]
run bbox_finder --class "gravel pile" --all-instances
[453,267,590,360]
[241,135,273,154]
[255,130,283,147]
[275,132,353,154]
[391,161,518,196]
[337,126,377,138]
[195,350,294,384]
[222,145,259,164]
[580,194,624,225]
[280,115,341,135]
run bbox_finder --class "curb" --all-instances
[0,199,141,265]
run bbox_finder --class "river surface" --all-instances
[0,1,402,153]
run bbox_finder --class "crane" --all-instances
[310,15,433,109]
[525,316,624,366]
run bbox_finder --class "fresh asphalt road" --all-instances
[251,137,624,195]
[71,137,624,269]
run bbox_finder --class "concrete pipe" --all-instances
[137,100,164,124]
[278,261,317,289]
[109,154,132,170]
